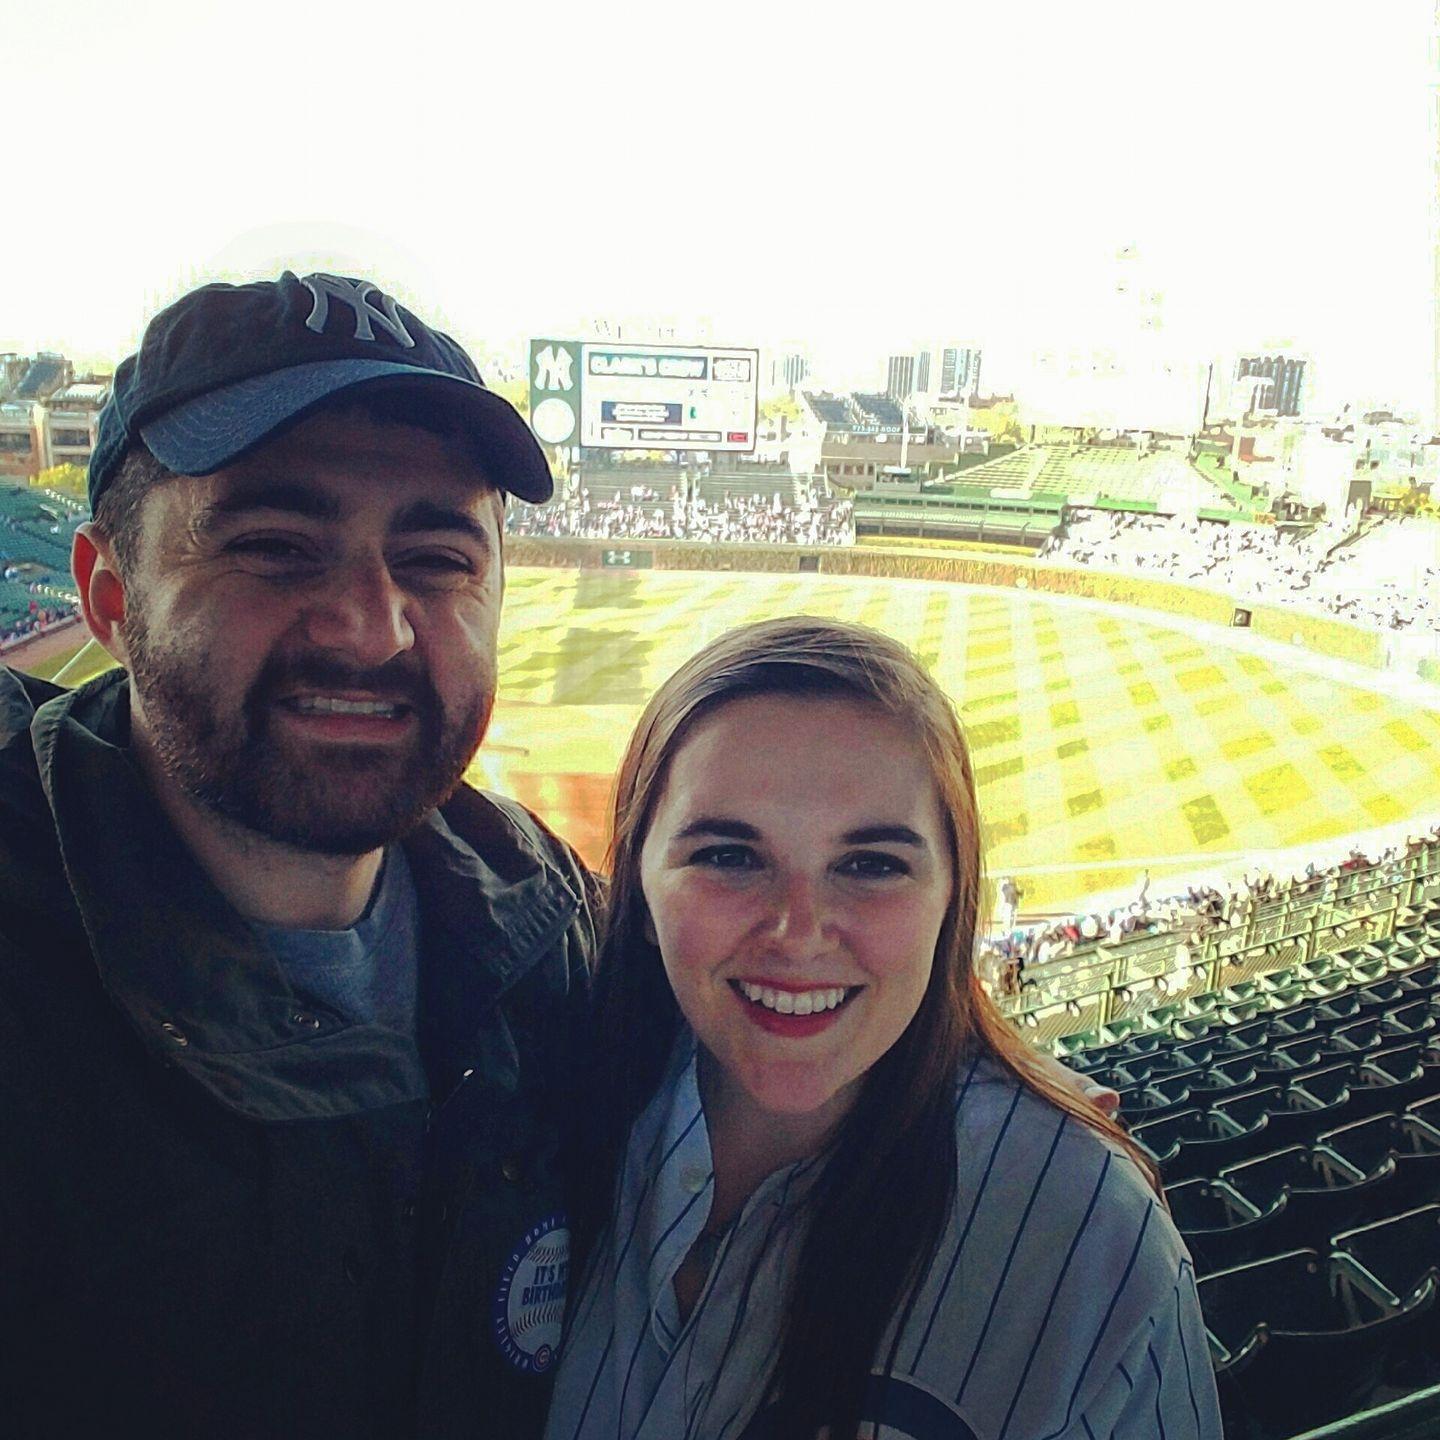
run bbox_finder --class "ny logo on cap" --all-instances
[300,274,416,349]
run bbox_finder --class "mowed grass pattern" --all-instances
[468,568,1440,912]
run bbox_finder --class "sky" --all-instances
[4,0,1436,414]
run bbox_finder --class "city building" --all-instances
[765,351,809,394]
[885,353,917,401]
[819,430,963,490]
[939,345,982,398]
[0,400,36,480]
[887,345,983,401]
[0,354,110,479]
[40,381,110,473]
[1235,354,1308,417]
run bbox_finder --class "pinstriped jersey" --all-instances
[543,1035,1223,1440]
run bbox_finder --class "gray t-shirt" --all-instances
[253,846,420,1033]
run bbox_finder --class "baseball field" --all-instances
[474,567,1440,915]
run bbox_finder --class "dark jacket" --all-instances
[0,666,598,1440]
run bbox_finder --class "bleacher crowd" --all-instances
[505,487,856,547]
[0,594,77,651]
[981,823,1440,995]
[1045,508,1440,634]
[0,490,85,653]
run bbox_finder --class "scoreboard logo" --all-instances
[528,339,758,454]
[529,339,583,446]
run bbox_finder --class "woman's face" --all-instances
[639,693,954,1122]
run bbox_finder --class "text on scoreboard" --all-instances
[582,345,757,452]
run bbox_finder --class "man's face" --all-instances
[118,409,504,855]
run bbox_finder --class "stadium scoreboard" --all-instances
[529,339,758,453]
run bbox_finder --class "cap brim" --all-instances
[139,358,553,503]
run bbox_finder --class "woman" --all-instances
[547,616,1220,1440]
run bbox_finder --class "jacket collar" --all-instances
[29,668,580,1121]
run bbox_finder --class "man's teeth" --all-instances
[289,696,403,717]
[735,982,853,1014]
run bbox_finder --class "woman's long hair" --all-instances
[567,615,1160,1440]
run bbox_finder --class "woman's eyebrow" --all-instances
[673,818,760,841]
[671,820,927,847]
[842,825,927,847]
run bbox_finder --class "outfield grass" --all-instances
[472,567,1440,912]
[16,568,1440,917]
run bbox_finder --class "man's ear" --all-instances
[72,523,131,666]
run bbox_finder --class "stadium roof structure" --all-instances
[802,391,856,429]
[926,442,1247,514]
[852,393,905,428]
[12,355,67,401]
[48,382,110,408]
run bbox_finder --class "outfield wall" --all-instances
[506,537,1397,675]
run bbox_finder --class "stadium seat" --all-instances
[1399,963,1440,997]
[1330,1016,1387,1055]
[1284,1062,1357,1121]
[1171,1014,1223,1043]
[1083,1063,1147,1091]
[1221,1144,1397,1252]
[1332,1206,1440,1394]
[1220,1018,1273,1054]
[1382,998,1438,1038]
[1221,999,1270,1025]
[1216,1071,1349,1149]
[1258,967,1302,994]
[1349,958,1394,986]
[1334,1205,1440,1305]
[1184,1056,1261,1100]
[1347,1044,1437,1119]
[1316,994,1365,1028]
[1265,983,1311,1017]
[1117,1071,1201,1123]
[1139,1046,1200,1078]
[1140,999,1188,1031]
[1133,1107,1261,1183]
[1266,1006,1321,1040]
[1166,1176,1290,1276]
[1200,1248,1436,1437]
[1356,980,1411,1013]
[1052,1029,1105,1058]
[1406,1094,1440,1132]
[1253,1035,1340,1081]
[1170,1036,1229,1070]
[1321,1113,1440,1210]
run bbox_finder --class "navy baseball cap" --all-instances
[88,271,553,510]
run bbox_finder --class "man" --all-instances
[1,271,1115,1440]
[0,272,596,1439]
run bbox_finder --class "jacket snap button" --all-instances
[681,1166,708,1195]
[292,1012,322,1030]
[501,1156,523,1184]
[160,1022,189,1046]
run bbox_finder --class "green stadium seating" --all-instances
[1201,1248,1436,1438]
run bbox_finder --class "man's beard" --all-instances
[124,609,492,855]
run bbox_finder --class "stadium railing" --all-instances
[1290,1382,1440,1440]
[993,843,1440,1047]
